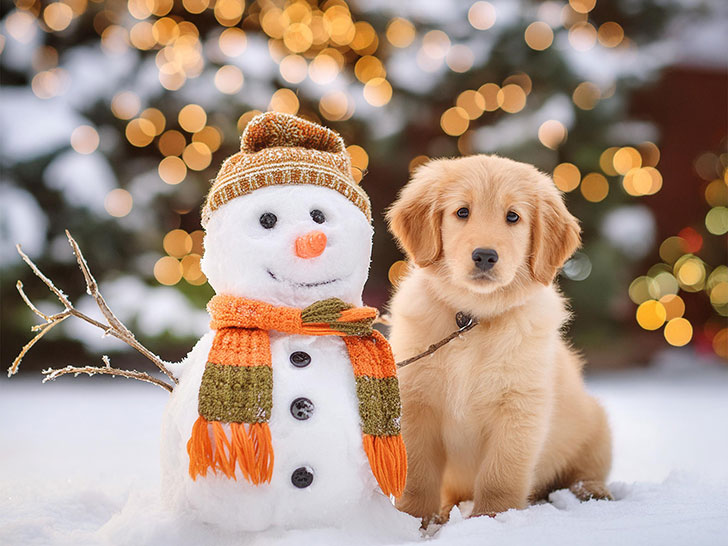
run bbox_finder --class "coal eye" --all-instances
[506,211,520,224]
[259,212,277,229]
[456,207,469,219]
[310,209,325,224]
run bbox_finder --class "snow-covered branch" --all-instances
[8,231,177,392]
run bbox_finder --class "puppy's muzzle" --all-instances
[472,248,498,271]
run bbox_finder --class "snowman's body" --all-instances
[160,184,403,531]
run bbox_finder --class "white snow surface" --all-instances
[1,353,726,545]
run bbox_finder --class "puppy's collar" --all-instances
[455,311,474,329]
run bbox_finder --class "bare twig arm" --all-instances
[42,356,174,393]
[65,231,178,385]
[9,235,177,391]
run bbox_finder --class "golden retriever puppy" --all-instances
[386,155,612,524]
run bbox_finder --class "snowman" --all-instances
[160,112,408,531]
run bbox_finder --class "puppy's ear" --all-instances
[386,164,444,268]
[530,177,581,285]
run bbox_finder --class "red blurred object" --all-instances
[678,226,703,253]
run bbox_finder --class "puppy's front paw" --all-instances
[469,510,498,518]
[569,480,613,501]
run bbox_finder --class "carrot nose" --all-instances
[295,230,327,259]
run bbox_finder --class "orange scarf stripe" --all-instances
[344,330,398,379]
[208,296,303,332]
[207,329,272,367]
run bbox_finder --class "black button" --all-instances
[290,397,315,420]
[290,351,311,368]
[291,466,314,488]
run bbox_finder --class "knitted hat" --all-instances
[202,112,371,227]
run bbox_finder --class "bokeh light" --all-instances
[363,78,392,107]
[580,173,609,202]
[214,65,244,94]
[636,300,667,330]
[553,163,581,192]
[572,82,600,110]
[154,256,183,285]
[385,17,415,48]
[70,126,100,155]
[478,83,500,111]
[163,229,193,258]
[104,189,133,218]
[705,206,728,235]
[468,2,497,30]
[497,84,527,113]
[158,156,187,185]
[538,120,567,149]
[178,104,207,133]
[269,88,300,115]
[524,22,553,51]
[388,260,409,286]
[441,107,470,136]
[664,318,693,347]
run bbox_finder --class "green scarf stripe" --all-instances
[301,298,374,336]
[355,376,402,436]
[301,298,351,324]
[198,363,273,423]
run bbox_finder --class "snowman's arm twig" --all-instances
[42,356,173,392]
[8,234,177,391]
[65,231,178,385]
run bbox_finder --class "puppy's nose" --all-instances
[472,248,498,271]
[295,230,327,259]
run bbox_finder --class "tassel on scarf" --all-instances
[188,417,273,484]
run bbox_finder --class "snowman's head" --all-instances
[201,184,373,308]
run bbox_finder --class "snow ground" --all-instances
[1,352,726,546]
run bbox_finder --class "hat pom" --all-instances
[242,112,345,155]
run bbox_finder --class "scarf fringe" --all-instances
[362,434,407,498]
[187,416,273,484]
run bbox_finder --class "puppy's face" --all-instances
[387,155,581,296]
[438,173,532,293]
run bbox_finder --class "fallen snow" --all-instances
[1,352,726,545]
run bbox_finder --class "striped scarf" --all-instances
[187,295,407,498]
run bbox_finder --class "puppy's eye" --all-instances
[506,211,520,224]
[456,207,469,219]
[259,212,277,229]
[310,209,325,224]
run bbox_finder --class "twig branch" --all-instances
[396,319,480,368]
[8,232,177,392]
[42,355,173,393]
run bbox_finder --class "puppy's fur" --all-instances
[386,155,612,523]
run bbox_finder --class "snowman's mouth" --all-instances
[267,269,340,288]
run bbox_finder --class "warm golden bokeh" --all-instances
[497,84,527,113]
[456,90,486,119]
[164,229,193,258]
[385,17,415,48]
[524,21,553,51]
[580,172,609,202]
[158,156,187,185]
[553,163,581,192]
[440,107,470,137]
[636,300,667,331]
[154,256,183,285]
[178,104,207,133]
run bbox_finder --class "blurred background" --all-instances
[1,0,726,376]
